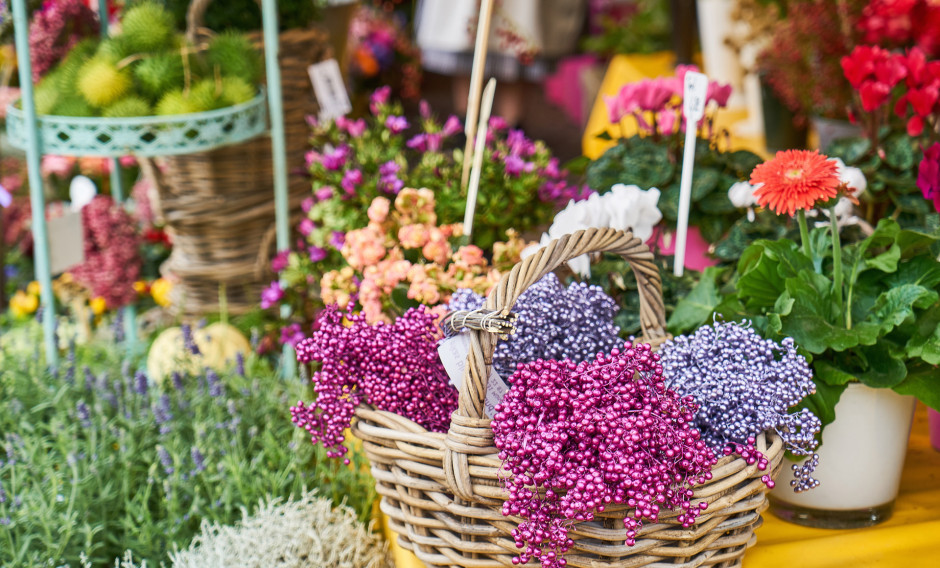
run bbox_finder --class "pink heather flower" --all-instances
[918,142,940,212]
[385,115,409,134]
[305,150,322,168]
[407,134,428,152]
[271,250,290,272]
[261,282,284,309]
[507,129,536,157]
[488,116,509,131]
[41,155,76,178]
[308,246,328,262]
[337,116,367,138]
[315,187,334,202]
[370,86,392,114]
[301,197,315,213]
[442,115,462,136]
[342,168,363,195]
[504,154,533,177]
[280,323,305,347]
[329,231,346,249]
[397,223,430,249]
[367,196,391,224]
[543,157,562,179]
[379,161,400,176]
[298,218,317,236]
[321,145,349,171]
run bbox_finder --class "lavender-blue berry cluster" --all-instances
[448,273,623,378]
[659,320,821,492]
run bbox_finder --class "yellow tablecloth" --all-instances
[581,53,767,161]
[383,404,939,567]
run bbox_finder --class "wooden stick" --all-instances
[461,0,496,192]
[463,78,497,241]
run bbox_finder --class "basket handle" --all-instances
[186,0,263,43]
[443,227,667,501]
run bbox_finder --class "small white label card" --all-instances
[48,211,85,275]
[308,59,352,122]
[484,369,509,419]
[438,332,471,388]
[682,71,709,122]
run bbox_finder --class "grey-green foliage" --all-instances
[0,325,377,568]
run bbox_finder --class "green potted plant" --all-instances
[675,148,940,528]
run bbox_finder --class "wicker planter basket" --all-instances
[350,228,785,568]
[148,0,330,315]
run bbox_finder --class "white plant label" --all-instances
[438,332,471,388]
[48,211,85,275]
[484,369,509,419]
[683,71,708,122]
[308,59,352,122]
[675,71,709,277]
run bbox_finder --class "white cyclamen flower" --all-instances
[831,157,867,197]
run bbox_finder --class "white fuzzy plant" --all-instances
[72,492,391,568]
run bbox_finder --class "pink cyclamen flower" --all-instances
[706,82,733,108]
[918,142,940,212]
[261,282,284,309]
[385,115,409,134]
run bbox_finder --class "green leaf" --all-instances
[690,167,720,201]
[619,138,675,188]
[667,266,725,334]
[826,136,871,164]
[855,342,908,388]
[906,303,940,365]
[595,130,614,141]
[883,132,916,171]
[736,245,786,311]
[814,360,858,386]
[894,361,940,411]
[724,150,764,176]
[866,244,900,272]
[870,284,939,335]
[698,190,738,214]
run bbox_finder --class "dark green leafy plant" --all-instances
[152,0,323,33]
[581,0,671,57]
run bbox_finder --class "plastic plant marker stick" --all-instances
[463,78,497,241]
[12,0,58,366]
[674,70,708,278]
[461,0,496,191]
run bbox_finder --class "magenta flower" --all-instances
[315,187,334,202]
[301,197,314,213]
[261,282,284,309]
[271,250,290,273]
[385,115,409,134]
[341,169,363,195]
[280,323,306,347]
[337,116,367,138]
[321,145,349,171]
[633,78,674,112]
[504,154,533,177]
[406,134,428,152]
[442,115,462,136]
[329,231,346,249]
[918,142,940,212]
[507,129,536,157]
[488,116,509,131]
[379,160,400,177]
[308,246,328,262]
[707,82,733,108]
[298,218,317,236]
[305,150,322,168]
[419,99,432,118]
[370,86,392,114]
[379,175,404,194]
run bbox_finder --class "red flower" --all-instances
[918,142,940,211]
[750,150,841,217]
[859,80,893,111]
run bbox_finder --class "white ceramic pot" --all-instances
[770,383,916,528]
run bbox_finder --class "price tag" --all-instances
[484,368,509,419]
[683,71,709,122]
[438,332,471,388]
[48,211,85,275]
[308,59,352,122]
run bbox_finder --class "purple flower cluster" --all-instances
[28,0,98,81]
[448,273,623,378]
[492,342,717,567]
[659,320,821,492]
[377,160,403,194]
[290,305,458,463]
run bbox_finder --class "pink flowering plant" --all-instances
[587,66,764,244]
[315,188,528,324]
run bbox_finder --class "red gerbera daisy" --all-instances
[750,150,841,217]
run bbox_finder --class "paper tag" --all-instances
[48,211,85,275]
[484,369,509,419]
[438,332,471,388]
[308,59,352,122]
[682,71,709,121]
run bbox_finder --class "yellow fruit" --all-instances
[150,277,173,307]
[10,290,39,318]
[78,58,131,107]
[89,297,107,315]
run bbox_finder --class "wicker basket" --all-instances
[147,0,331,315]
[350,228,785,568]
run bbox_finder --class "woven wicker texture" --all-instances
[351,228,785,568]
[147,0,330,315]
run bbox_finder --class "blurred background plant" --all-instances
[581,0,672,57]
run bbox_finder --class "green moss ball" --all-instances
[206,32,261,85]
[134,53,185,101]
[220,76,255,107]
[120,1,176,54]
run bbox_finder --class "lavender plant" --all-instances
[448,273,623,378]
[0,324,376,568]
[658,320,822,492]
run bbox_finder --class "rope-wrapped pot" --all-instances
[351,228,785,568]
[148,0,330,314]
